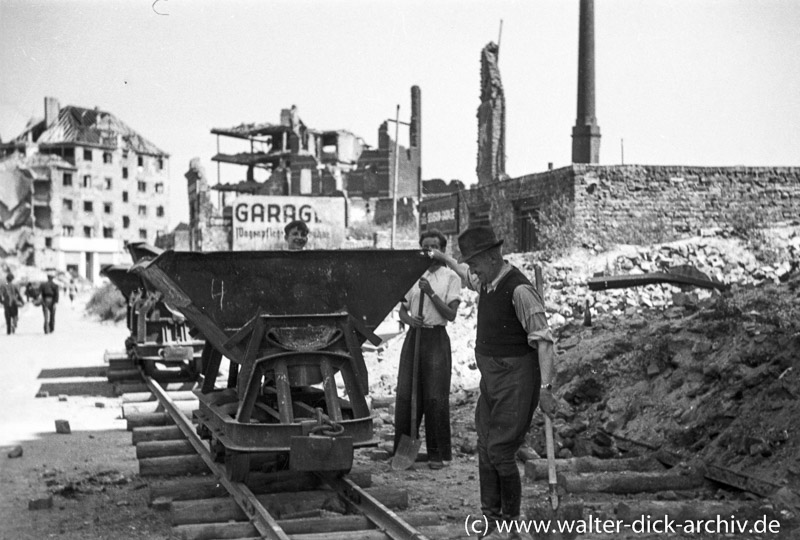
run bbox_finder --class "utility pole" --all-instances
[387,105,411,249]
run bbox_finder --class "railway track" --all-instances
[125,370,444,540]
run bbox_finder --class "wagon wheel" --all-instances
[225,450,251,482]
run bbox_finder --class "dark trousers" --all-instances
[393,326,452,462]
[475,351,540,522]
[4,305,18,334]
[42,297,56,333]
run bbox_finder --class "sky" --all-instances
[1,0,799,229]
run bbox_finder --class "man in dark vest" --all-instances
[431,225,555,540]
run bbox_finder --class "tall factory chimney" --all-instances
[410,85,423,203]
[571,0,601,163]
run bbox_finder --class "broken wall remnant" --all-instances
[185,158,230,252]
[476,42,506,185]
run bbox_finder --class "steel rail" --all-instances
[319,474,430,540]
[140,371,292,540]
[141,370,431,539]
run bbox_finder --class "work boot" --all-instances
[482,528,508,539]
[479,463,502,525]
[499,473,522,523]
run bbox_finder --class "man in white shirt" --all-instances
[393,230,461,470]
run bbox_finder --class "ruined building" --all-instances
[0,97,171,281]
[476,42,506,185]
[184,87,422,251]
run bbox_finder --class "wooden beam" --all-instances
[172,511,438,540]
[171,487,408,525]
[558,470,704,494]
[139,455,210,477]
[150,470,372,502]
[525,456,663,481]
[135,439,196,459]
[131,425,185,444]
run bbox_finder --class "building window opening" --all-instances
[83,149,92,161]
[123,216,130,228]
[63,198,73,211]
[83,201,94,212]
[122,191,129,202]
[103,227,114,238]
[83,226,94,238]
[104,177,112,190]
[63,173,73,187]
[104,202,112,214]
[137,155,144,167]
[138,205,147,217]
[155,182,164,193]
[62,225,74,237]
[156,206,165,218]
[138,181,146,193]
[83,175,92,188]
[138,229,147,240]
[103,152,112,164]
[122,167,128,179]
[45,237,53,248]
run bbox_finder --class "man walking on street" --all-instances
[431,225,556,540]
[393,230,461,470]
[0,273,25,335]
[39,271,59,334]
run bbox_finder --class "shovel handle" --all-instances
[409,293,425,436]
[544,414,559,510]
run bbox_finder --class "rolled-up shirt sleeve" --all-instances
[512,284,555,347]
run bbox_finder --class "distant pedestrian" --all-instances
[68,279,78,306]
[0,273,25,335]
[39,271,59,334]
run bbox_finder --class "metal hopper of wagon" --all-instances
[132,249,430,479]
[100,251,204,382]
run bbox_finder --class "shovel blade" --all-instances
[391,434,422,471]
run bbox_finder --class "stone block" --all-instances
[28,496,53,511]
[55,419,71,434]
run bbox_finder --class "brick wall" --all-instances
[454,164,800,254]
[573,165,800,247]
[456,167,574,254]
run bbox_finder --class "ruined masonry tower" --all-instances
[571,0,601,163]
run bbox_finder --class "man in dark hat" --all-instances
[430,225,555,539]
[0,273,25,334]
[284,220,309,250]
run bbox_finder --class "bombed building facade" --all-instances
[181,87,422,251]
[0,97,171,281]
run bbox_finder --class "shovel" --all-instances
[544,413,559,511]
[391,294,425,471]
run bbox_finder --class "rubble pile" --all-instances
[515,234,800,328]
[544,271,800,489]
[366,233,800,396]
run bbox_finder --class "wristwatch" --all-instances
[541,383,552,390]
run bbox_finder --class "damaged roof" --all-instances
[210,122,299,139]
[9,105,168,156]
